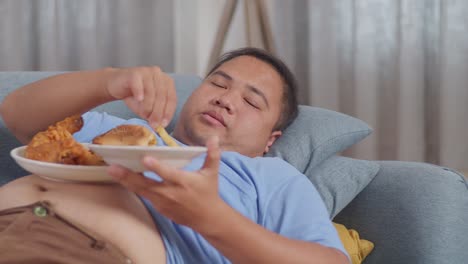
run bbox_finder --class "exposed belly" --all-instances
[0,175,166,264]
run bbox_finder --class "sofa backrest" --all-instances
[0,72,202,184]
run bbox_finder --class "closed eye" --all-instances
[211,82,226,89]
[245,98,259,109]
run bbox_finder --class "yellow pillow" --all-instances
[333,222,374,264]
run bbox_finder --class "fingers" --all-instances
[108,66,177,128]
[128,71,144,102]
[148,73,176,129]
[107,164,162,194]
[201,136,220,175]
[164,77,177,126]
[142,156,184,183]
[135,79,145,102]
[141,69,156,119]
[106,68,143,101]
[148,68,167,128]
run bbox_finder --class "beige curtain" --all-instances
[268,0,468,170]
[1,0,467,170]
[0,0,174,71]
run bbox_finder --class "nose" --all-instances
[213,91,235,113]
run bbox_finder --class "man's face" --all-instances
[173,56,283,157]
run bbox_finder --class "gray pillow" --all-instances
[266,105,373,171]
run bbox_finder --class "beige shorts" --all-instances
[0,201,132,264]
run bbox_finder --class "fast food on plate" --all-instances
[12,115,204,181]
[23,115,180,168]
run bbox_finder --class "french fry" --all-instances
[156,126,179,147]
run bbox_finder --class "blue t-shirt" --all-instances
[74,111,347,263]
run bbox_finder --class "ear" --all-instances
[264,130,282,154]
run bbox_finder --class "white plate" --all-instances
[88,144,207,172]
[10,145,112,183]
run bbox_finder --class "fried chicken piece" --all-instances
[55,114,84,134]
[27,115,83,148]
[25,115,105,165]
[26,139,105,165]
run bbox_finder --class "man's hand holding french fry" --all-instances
[105,67,177,129]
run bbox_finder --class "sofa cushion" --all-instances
[307,156,380,218]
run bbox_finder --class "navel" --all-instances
[36,185,48,192]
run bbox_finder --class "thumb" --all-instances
[201,136,220,175]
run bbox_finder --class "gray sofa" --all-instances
[1,71,467,264]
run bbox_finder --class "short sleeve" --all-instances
[261,175,348,257]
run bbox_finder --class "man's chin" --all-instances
[179,119,226,146]
[181,129,221,147]
[195,133,221,147]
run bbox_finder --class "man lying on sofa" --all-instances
[0,48,349,264]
